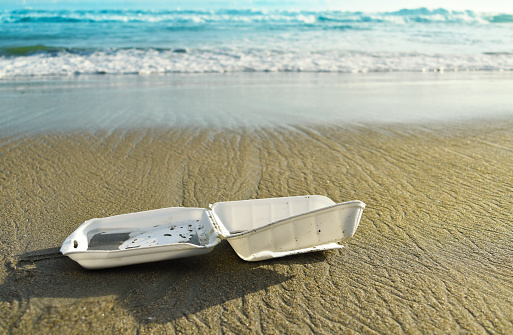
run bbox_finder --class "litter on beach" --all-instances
[60,195,365,269]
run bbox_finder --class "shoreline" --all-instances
[1,120,513,333]
[2,71,513,139]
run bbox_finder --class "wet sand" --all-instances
[1,120,513,334]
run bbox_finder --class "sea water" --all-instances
[0,8,513,135]
[1,8,513,76]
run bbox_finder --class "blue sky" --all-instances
[1,0,513,12]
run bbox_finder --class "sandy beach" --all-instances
[2,3,513,332]
[1,109,513,333]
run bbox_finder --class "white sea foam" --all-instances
[1,8,506,24]
[1,49,512,78]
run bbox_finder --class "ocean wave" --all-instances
[1,9,319,25]
[1,47,512,77]
[2,7,512,77]
[0,45,74,56]
[2,8,512,25]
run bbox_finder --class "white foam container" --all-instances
[61,195,365,269]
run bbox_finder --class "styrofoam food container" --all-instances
[61,195,365,269]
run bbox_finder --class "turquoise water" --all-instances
[1,8,513,77]
[1,8,512,134]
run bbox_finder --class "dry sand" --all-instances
[1,120,513,334]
